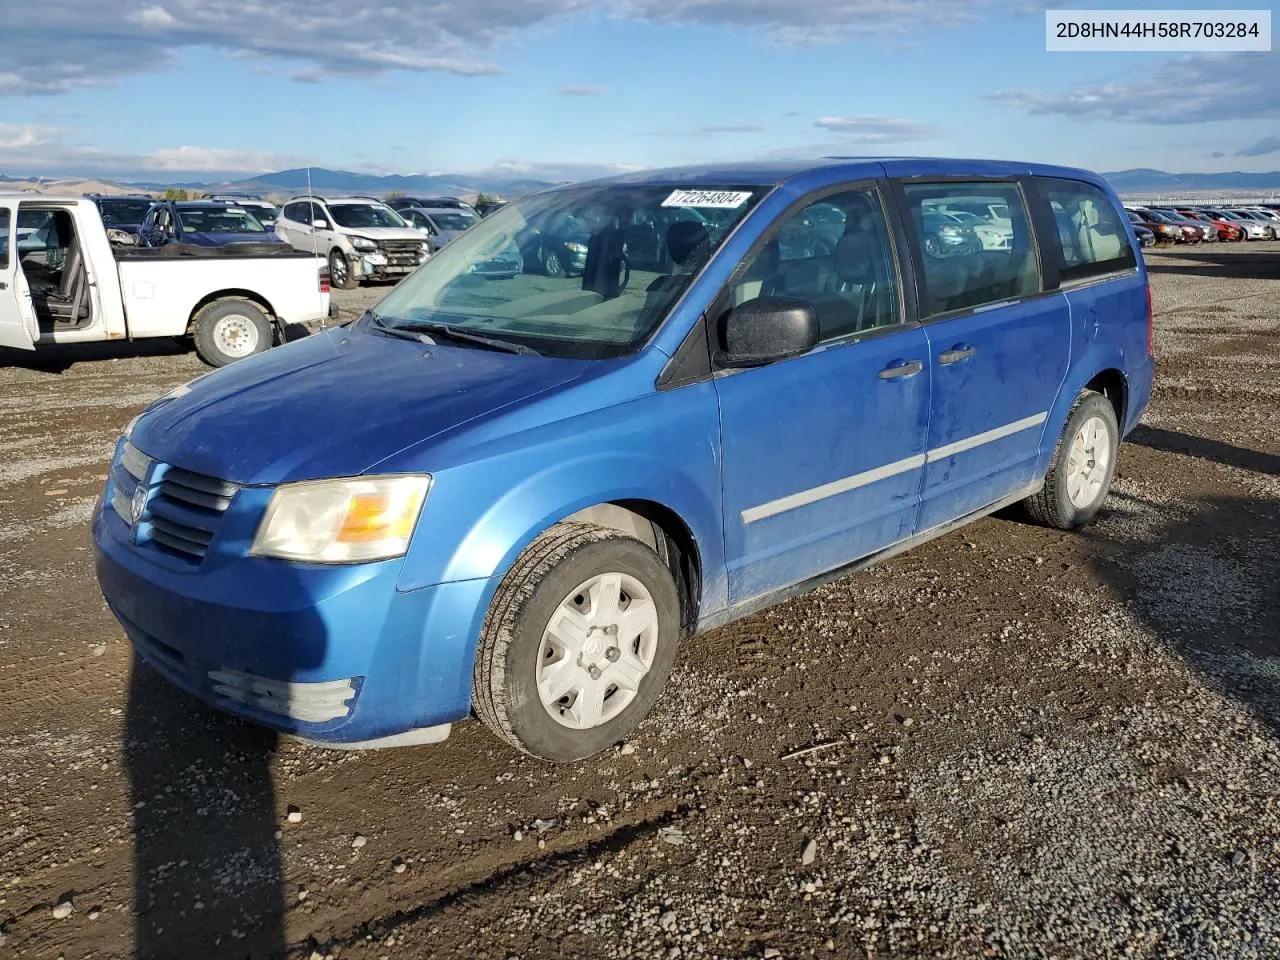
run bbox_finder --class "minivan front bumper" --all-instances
[93,498,488,747]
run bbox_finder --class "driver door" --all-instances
[0,204,37,351]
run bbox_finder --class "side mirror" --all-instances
[717,297,820,368]
[312,219,328,229]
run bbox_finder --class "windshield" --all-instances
[238,202,278,221]
[177,206,267,233]
[371,183,763,359]
[98,199,154,225]
[329,203,406,229]
[429,211,477,231]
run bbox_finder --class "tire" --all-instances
[472,522,681,761]
[192,299,274,368]
[1023,391,1119,530]
[542,248,566,278]
[329,248,356,290]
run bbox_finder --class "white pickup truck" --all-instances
[0,195,333,367]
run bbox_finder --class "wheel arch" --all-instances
[187,289,276,334]
[1036,348,1131,480]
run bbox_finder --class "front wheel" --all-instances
[1023,391,1119,530]
[472,522,681,761]
[192,299,274,367]
[329,249,356,290]
[541,248,566,278]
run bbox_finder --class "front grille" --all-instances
[108,441,239,563]
[148,468,240,560]
[378,239,425,266]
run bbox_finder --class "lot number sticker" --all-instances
[662,189,753,209]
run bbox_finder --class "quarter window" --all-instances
[0,209,9,270]
[727,187,901,342]
[902,182,1039,317]
[1038,178,1136,284]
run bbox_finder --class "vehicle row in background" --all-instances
[1125,202,1280,243]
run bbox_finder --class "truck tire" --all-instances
[329,249,357,290]
[1023,391,1119,530]
[192,299,274,368]
[472,522,681,762]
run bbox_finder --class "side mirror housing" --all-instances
[312,219,328,229]
[718,297,820,368]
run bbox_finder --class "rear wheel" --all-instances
[472,522,681,761]
[1024,391,1119,530]
[192,299,273,367]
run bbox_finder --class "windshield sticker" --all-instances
[662,189,753,209]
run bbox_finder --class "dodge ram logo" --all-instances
[131,485,148,525]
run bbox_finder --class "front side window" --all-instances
[328,203,406,229]
[371,184,764,359]
[0,209,9,269]
[725,187,901,342]
[1038,178,1136,284]
[903,182,1039,317]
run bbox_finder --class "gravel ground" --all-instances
[0,245,1277,959]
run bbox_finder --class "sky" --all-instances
[0,0,1276,183]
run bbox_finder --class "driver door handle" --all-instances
[879,359,923,380]
[938,346,977,364]
[0,281,7,290]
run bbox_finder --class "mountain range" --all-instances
[3,166,1280,200]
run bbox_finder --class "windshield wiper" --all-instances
[371,314,538,356]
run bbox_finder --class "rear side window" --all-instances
[0,209,9,269]
[1039,178,1136,285]
[901,182,1039,318]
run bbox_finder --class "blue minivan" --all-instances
[93,158,1153,761]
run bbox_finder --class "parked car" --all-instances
[275,196,429,289]
[1143,207,1213,242]
[1175,208,1244,241]
[1204,209,1275,240]
[92,157,1152,760]
[138,200,287,249]
[387,196,480,218]
[514,210,591,277]
[208,195,281,230]
[920,210,983,257]
[1240,207,1280,234]
[1128,208,1199,243]
[85,193,156,246]
[0,194,331,366]
[1126,209,1181,243]
[1131,222,1156,247]
[399,206,481,251]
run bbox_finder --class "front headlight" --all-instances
[350,237,377,252]
[250,475,430,563]
[565,242,588,255]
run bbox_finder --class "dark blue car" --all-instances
[138,200,286,248]
[94,157,1153,760]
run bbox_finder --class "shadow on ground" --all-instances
[1088,427,1280,738]
[1144,248,1280,281]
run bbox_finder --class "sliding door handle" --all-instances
[938,346,977,364]
[879,359,923,380]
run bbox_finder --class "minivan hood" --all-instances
[131,328,591,486]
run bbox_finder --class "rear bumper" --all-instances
[93,500,489,746]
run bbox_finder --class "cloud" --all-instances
[1238,136,1280,158]
[0,124,304,178]
[988,52,1280,124]
[558,84,609,96]
[813,116,940,142]
[3,0,1020,95]
[1211,151,1226,159]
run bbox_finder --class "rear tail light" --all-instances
[319,268,331,293]
[1152,289,1162,360]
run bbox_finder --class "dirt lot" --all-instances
[1,245,1278,960]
